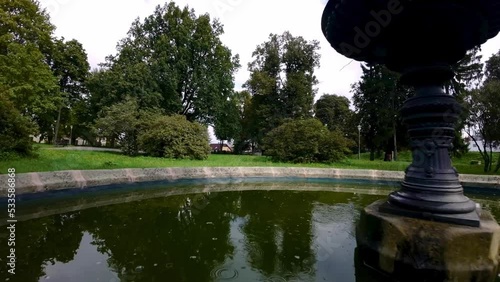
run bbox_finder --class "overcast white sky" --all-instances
[38,0,500,102]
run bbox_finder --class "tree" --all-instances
[244,32,321,146]
[90,2,240,127]
[85,68,123,128]
[0,0,60,143]
[231,90,258,154]
[484,50,500,83]
[351,63,411,161]
[50,38,90,145]
[139,115,211,160]
[0,94,37,158]
[483,50,500,172]
[465,80,500,172]
[93,98,145,155]
[444,47,484,157]
[444,47,484,95]
[263,118,352,163]
[497,148,500,173]
[314,94,352,133]
[213,93,241,146]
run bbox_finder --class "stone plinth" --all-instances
[356,200,500,282]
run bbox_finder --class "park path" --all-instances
[47,146,121,152]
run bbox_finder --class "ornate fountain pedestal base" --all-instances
[356,200,500,282]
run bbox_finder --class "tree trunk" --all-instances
[489,145,493,172]
[483,156,490,172]
[393,122,398,161]
[48,130,54,144]
[384,150,392,162]
[384,139,393,162]
[495,154,500,173]
[370,148,375,161]
[53,105,62,144]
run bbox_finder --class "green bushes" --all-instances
[0,95,38,159]
[263,118,353,163]
[94,98,210,159]
[139,115,210,160]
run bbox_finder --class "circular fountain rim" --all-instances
[1,167,497,198]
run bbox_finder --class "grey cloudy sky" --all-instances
[39,0,500,102]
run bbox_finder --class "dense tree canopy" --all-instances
[351,63,411,160]
[464,50,500,172]
[484,50,500,83]
[444,48,485,157]
[445,47,484,96]
[213,92,241,144]
[51,38,90,144]
[93,97,145,155]
[465,80,500,172]
[243,32,320,147]
[0,95,37,158]
[0,0,60,125]
[314,94,352,133]
[89,2,240,126]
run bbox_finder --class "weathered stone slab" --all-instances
[357,200,500,281]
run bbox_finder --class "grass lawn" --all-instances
[0,146,498,175]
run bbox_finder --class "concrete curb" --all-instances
[1,167,499,197]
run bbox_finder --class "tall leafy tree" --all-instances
[0,0,61,154]
[464,50,500,172]
[444,47,484,157]
[351,63,411,161]
[0,0,60,124]
[444,47,484,95]
[483,50,500,172]
[484,50,500,83]
[465,81,500,172]
[213,93,241,146]
[90,2,240,126]
[314,94,352,133]
[50,38,90,144]
[232,90,258,153]
[244,32,320,146]
[92,97,161,155]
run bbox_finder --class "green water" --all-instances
[0,183,499,282]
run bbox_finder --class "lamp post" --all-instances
[357,125,361,160]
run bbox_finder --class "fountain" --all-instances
[322,0,500,280]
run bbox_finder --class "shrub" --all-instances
[139,115,211,160]
[94,98,143,155]
[0,94,38,159]
[263,118,352,163]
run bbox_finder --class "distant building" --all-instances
[210,143,233,153]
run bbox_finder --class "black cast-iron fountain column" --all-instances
[379,66,480,227]
[321,1,500,279]
[321,0,500,227]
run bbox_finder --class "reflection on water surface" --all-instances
[0,183,498,282]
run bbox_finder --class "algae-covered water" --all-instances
[0,182,499,282]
